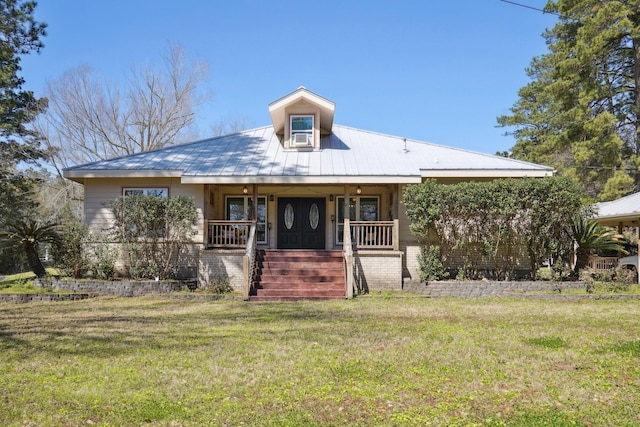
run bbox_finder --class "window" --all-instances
[336,196,379,244]
[123,188,168,198]
[290,115,313,146]
[226,196,267,244]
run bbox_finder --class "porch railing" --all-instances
[207,220,253,248]
[350,220,399,250]
[586,256,619,272]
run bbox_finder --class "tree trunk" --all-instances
[24,242,47,278]
[574,248,591,274]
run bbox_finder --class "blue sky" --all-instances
[21,0,557,155]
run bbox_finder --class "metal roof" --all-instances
[595,191,640,221]
[63,124,554,184]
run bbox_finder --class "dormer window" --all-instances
[291,115,314,147]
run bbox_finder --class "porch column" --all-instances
[343,184,350,224]
[392,184,399,220]
[252,184,258,221]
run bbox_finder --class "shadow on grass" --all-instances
[0,298,368,359]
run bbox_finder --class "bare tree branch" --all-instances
[39,42,214,168]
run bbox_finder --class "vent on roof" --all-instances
[292,132,312,147]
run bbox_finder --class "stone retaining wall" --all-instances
[403,280,586,297]
[35,278,186,296]
[0,293,97,303]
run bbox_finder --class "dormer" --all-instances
[268,87,335,150]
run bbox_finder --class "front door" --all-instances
[277,198,326,249]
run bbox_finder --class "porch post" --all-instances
[393,219,400,251]
[252,184,258,220]
[392,184,399,220]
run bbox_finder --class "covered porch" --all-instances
[196,182,403,299]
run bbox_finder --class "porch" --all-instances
[198,219,402,300]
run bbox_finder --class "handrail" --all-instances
[586,256,618,272]
[207,220,253,248]
[349,220,398,250]
[343,218,354,299]
[243,221,257,300]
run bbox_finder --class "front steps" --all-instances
[250,250,346,301]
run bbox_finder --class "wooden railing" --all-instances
[207,220,253,248]
[586,256,619,272]
[343,218,354,299]
[349,220,399,250]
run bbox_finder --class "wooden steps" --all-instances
[250,250,346,301]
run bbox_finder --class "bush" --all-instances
[580,267,635,293]
[199,276,233,294]
[418,245,449,282]
[110,195,197,280]
[55,219,116,280]
[55,219,89,278]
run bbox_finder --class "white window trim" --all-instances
[225,195,268,244]
[335,196,379,244]
[290,115,314,147]
[122,187,169,198]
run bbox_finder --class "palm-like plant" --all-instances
[572,216,627,273]
[0,220,62,278]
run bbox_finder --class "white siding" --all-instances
[84,178,205,244]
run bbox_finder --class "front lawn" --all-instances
[1,297,639,426]
[0,269,62,293]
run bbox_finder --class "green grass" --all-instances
[0,269,64,293]
[1,297,640,426]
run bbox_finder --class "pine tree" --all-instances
[499,0,640,201]
[0,0,48,223]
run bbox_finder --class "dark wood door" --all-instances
[277,198,325,249]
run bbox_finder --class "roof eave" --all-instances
[180,175,422,185]
[63,170,183,180]
[420,169,554,178]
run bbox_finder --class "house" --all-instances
[63,87,554,299]
[592,192,640,276]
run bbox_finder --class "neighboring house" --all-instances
[594,192,640,229]
[593,192,640,275]
[63,87,554,299]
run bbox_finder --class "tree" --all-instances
[498,0,640,201]
[0,0,49,224]
[39,43,213,173]
[0,219,61,278]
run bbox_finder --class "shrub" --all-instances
[199,276,233,294]
[403,177,582,280]
[55,219,89,278]
[418,245,449,282]
[110,195,197,280]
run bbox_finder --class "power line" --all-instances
[499,0,561,17]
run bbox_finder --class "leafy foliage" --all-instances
[498,0,640,201]
[418,245,449,282]
[571,216,627,273]
[53,215,116,279]
[110,194,197,279]
[0,219,61,277]
[0,0,49,224]
[403,177,582,280]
